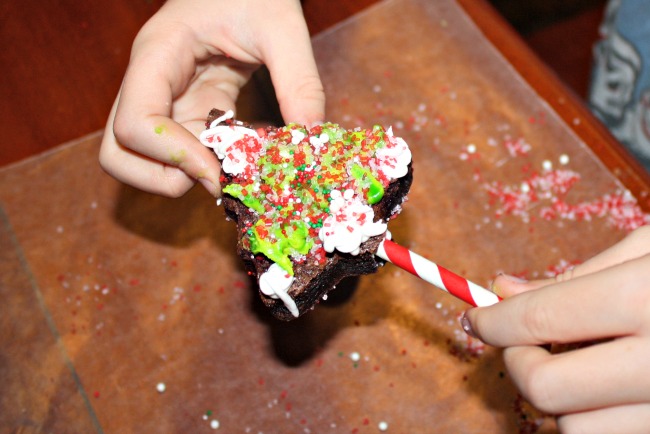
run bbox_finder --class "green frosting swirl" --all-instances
[249,220,312,276]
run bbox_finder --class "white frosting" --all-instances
[318,189,387,255]
[374,127,412,179]
[259,263,299,317]
[291,129,306,145]
[309,132,329,152]
[199,110,261,176]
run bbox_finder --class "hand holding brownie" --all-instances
[98,0,650,427]
[100,0,324,197]
[463,226,650,432]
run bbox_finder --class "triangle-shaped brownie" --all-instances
[200,109,413,320]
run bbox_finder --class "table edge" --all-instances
[457,0,650,211]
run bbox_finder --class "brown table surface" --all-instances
[2,0,650,433]
[0,0,377,167]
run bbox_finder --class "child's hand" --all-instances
[100,0,325,197]
[464,226,650,432]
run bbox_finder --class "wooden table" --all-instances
[2,0,649,432]
[0,0,377,167]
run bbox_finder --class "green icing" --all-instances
[249,220,313,276]
[285,221,313,253]
[223,184,265,214]
[154,124,166,135]
[350,164,385,204]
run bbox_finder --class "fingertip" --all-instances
[460,310,480,340]
[278,84,326,127]
[260,16,326,127]
[491,273,530,298]
[182,153,223,197]
[198,177,220,198]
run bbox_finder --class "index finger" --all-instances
[465,254,650,347]
[112,30,223,190]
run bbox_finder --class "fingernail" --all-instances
[491,273,527,297]
[490,277,507,297]
[199,178,218,197]
[460,311,478,338]
[491,283,504,298]
[489,273,504,297]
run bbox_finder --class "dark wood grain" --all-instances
[0,0,379,168]
[2,0,649,210]
[303,0,380,34]
[0,0,165,166]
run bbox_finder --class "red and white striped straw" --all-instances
[376,239,501,307]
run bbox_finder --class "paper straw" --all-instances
[376,239,501,307]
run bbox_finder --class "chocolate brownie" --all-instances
[201,109,413,320]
